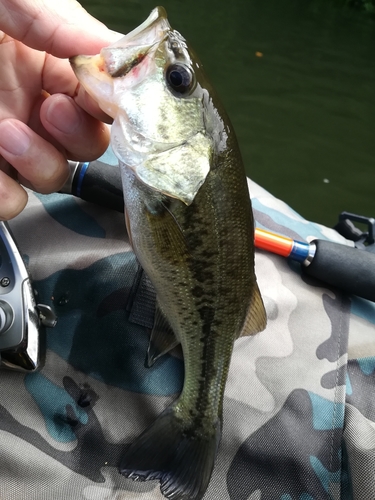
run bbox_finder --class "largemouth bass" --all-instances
[70,6,266,500]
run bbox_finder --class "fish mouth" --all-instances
[100,6,170,78]
[70,6,171,116]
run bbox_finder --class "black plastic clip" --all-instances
[334,211,375,252]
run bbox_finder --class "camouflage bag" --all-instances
[0,150,374,499]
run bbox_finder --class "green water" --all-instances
[81,0,375,227]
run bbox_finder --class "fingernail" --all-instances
[46,96,82,134]
[0,121,31,156]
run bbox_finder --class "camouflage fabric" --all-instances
[0,151,374,499]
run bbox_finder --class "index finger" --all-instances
[0,0,121,57]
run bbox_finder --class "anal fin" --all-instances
[238,282,267,338]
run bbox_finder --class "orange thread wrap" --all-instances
[254,228,293,257]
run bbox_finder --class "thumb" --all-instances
[0,0,121,58]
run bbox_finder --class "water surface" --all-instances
[81,0,375,227]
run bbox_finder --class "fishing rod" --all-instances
[254,226,375,302]
[62,160,375,303]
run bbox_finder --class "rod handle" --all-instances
[303,239,375,301]
[63,160,124,213]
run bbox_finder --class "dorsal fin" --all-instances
[147,303,180,367]
[238,283,267,338]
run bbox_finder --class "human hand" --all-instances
[0,0,120,219]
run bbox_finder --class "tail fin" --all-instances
[119,407,221,500]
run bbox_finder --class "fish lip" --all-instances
[100,6,171,78]
[69,53,103,70]
[110,6,170,48]
[69,53,108,88]
[70,6,170,80]
[100,39,163,79]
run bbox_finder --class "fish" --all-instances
[70,6,267,500]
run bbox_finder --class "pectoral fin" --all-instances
[145,197,191,262]
[147,304,179,367]
[124,207,134,248]
[238,283,267,337]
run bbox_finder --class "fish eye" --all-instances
[166,64,195,96]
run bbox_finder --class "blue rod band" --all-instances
[290,240,310,262]
[75,162,90,197]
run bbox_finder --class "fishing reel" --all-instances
[0,222,56,372]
